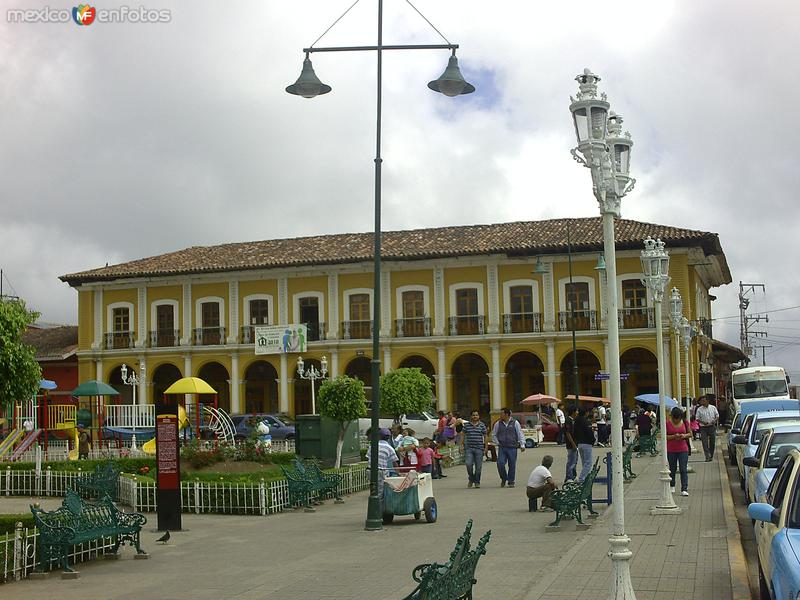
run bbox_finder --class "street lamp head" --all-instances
[286,55,332,99]
[120,363,128,382]
[297,356,305,375]
[640,237,670,298]
[669,287,683,324]
[321,355,328,376]
[681,316,692,346]
[594,254,606,271]
[427,53,475,97]
[532,256,548,274]
[568,68,610,148]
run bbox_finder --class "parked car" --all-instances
[229,413,296,440]
[357,412,439,439]
[729,398,800,464]
[748,448,800,600]
[745,426,800,504]
[733,409,800,497]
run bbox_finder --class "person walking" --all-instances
[555,403,566,445]
[573,406,594,482]
[696,395,719,461]
[564,405,578,482]
[596,402,608,446]
[527,455,559,511]
[491,408,526,487]
[666,407,691,496]
[77,426,92,460]
[460,410,488,488]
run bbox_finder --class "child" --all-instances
[418,438,435,475]
[430,439,446,479]
[401,429,420,470]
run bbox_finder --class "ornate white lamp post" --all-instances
[120,362,144,452]
[569,68,637,600]
[669,288,683,410]
[682,317,694,424]
[641,239,681,515]
[296,355,328,415]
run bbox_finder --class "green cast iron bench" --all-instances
[293,458,343,503]
[72,461,120,501]
[280,459,344,511]
[546,458,600,529]
[401,519,491,600]
[31,490,147,574]
[636,429,659,457]
[623,443,637,482]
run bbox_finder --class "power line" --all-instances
[713,304,800,322]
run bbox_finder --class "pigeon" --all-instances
[156,531,170,544]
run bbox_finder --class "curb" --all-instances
[717,450,753,600]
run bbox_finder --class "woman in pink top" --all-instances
[666,406,692,496]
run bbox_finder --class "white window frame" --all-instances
[449,282,485,316]
[243,294,274,326]
[502,279,540,314]
[150,299,179,332]
[293,291,325,326]
[195,296,225,328]
[396,285,430,320]
[107,301,134,333]
[343,289,373,322]
[617,274,652,309]
[557,276,596,312]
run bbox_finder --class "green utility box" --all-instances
[295,415,360,467]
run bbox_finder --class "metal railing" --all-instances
[558,310,598,331]
[448,315,485,335]
[104,331,133,349]
[149,329,179,347]
[395,317,431,338]
[502,312,542,334]
[618,307,654,329]
[103,404,155,429]
[193,326,226,346]
[342,320,372,340]
[305,322,325,342]
[697,317,712,338]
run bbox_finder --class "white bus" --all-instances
[731,366,790,410]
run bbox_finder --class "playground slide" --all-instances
[9,429,42,460]
[68,427,79,460]
[142,405,189,455]
[0,428,23,459]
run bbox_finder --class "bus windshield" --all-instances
[733,377,788,400]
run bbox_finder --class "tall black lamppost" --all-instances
[286,1,474,531]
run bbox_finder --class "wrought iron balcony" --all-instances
[342,320,372,340]
[241,325,255,344]
[618,307,654,329]
[448,315,485,336]
[395,317,431,338]
[104,331,133,350]
[149,329,180,347]
[558,310,598,331]
[697,317,712,338]
[305,322,326,342]
[193,326,226,346]
[502,312,542,334]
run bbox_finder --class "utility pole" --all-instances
[739,282,767,365]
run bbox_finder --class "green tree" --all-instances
[318,375,367,468]
[379,368,433,421]
[0,299,42,411]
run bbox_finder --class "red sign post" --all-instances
[155,394,181,531]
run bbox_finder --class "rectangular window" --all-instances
[299,296,321,341]
[249,299,269,325]
[566,282,590,312]
[113,307,129,332]
[509,285,533,314]
[402,290,425,319]
[456,288,478,316]
[156,305,174,332]
[622,280,647,309]
[348,293,370,339]
[202,302,220,327]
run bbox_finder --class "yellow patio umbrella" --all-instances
[164,377,217,395]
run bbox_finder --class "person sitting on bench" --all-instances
[526,455,558,512]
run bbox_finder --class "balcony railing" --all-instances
[342,320,372,340]
[104,331,133,350]
[149,329,180,347]
[395,317,431,338]
[448,315,485,336]
[502,312,542,334]
[558,310,598,331]
[193,326,226,346]
[305,322,325,342]
[618,307,654,329]
[697,317,712,338]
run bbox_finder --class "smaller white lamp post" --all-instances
[296,356,328,415]
[641,238,681,515]
[669,288,684,416]
[120,362,144,452]
[682,316,695,429]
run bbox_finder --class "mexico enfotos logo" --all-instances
[7,5,171,24]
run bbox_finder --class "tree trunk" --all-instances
[335,424,346,469]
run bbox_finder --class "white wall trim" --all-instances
[557,276,597,312]
[106,301,134,333]
[292,291,325,325]
[448,282,485,316]
[195,296,225,328]
[502,279,540,314]
[243,294,275,326]
[150,299,179,331]
[343,288,373,320]
[396,285,430,319]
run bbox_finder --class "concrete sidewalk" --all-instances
[0,444,739,599]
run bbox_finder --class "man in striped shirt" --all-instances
[460,410,488,488]
[366,428,399,498]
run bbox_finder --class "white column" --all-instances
[183,353,192,378]
[383,347,392,372]
[181,283,192,346]
[92,288,103,350]
[543,264,556,332]
[96,359,104,381]
[599,270,608,329]
[136,286,147,348]
[327,273,339,340]
[137,357,146,405]
[487,264,500,334]
[436,345,447,411]
[278,278,288,325]
[663,337,672,398]
[689,343,696,400]
[545,340,557,396]
[279,353,289,413]
[491,343,501,411]
[227,280,239,344]
[433,266,445,336]
[380,270,392,337]
[230,353,241,413]
[603,340,610,398]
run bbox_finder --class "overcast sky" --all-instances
[2,0,798,375]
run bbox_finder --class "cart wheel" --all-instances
[525,438,535,448]
[414,512,421,520]
[382,513,394,524]
[423,497,437,523]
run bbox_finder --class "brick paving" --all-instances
[0,442,737,600]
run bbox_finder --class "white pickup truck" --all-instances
[358,411,439,439]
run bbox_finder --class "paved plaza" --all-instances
[1,442,742,600]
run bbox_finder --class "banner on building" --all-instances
[254,324,308,355]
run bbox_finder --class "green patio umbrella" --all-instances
[70,380,120,396]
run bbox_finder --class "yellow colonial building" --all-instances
[60,217,731,418]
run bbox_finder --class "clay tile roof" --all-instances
[60,217,729,285]
[21,326,79,361]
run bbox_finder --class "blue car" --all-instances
[729,398,800,465]
[733,409,800,499]
[744,426,800,504]
[749,449,800,600]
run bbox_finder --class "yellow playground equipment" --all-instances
[142,404,190,455]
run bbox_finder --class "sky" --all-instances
[1,0,799,376]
